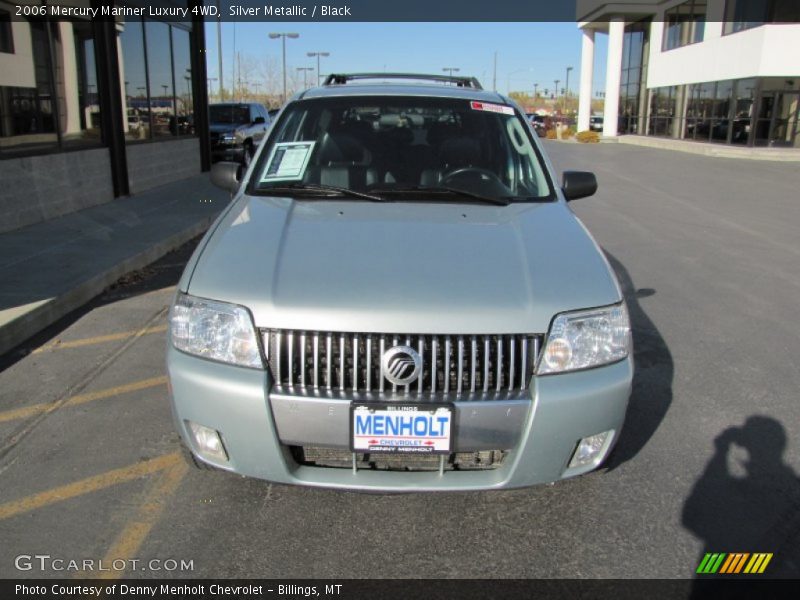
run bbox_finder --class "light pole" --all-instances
[442,67,460,78]
[269,32,299,104]
[297,67,314,90]
[207,77,218,100]
[565,66,573,112]
[307,51,330,86]
[533,83,539,101]
[554,79,560,107]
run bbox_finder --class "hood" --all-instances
[187,196,621,334]
[209,123,244,134]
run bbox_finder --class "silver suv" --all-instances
[168,73,632,492]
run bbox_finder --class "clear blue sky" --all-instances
[204,21,609,97]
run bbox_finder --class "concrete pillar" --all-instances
[59,22,81,135]
[577,27,595,132]
[116,32,129,133]
[603,17,625,137]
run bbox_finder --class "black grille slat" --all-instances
[265,330,540,400]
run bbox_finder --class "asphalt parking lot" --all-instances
[1,140,798,580]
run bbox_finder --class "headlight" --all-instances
[220,133,237,144]
[169,293,263,368]
[537,303,631,375]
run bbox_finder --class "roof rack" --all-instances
[323,73,483,90]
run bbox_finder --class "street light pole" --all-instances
[554,79,560,106]
[269,32,299,104]
[307,51,330,86]
[297,67,314,89]
[565,67,573,98]
[565,66,573,111]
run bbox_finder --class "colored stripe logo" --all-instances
[696,552,773,574]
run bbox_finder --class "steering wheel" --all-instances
[440,167,502,186]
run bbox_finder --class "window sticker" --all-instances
[470,101,515,115]
[260,141,315,182]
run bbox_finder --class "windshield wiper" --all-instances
[374,186,510,206]
[257,182,388,202]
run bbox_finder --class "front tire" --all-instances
[242,141,254,168]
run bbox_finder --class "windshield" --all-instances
[209,105,250,125]
[250,96,553,202]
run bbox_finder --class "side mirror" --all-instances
[210,161,242,193]
[253,116,266,125]
[562,170,597,201]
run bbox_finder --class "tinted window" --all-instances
[209,105,251,124]
[252,96,553,202]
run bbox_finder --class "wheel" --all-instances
[242,141,254,168]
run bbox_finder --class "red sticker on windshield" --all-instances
[471,101,515,115]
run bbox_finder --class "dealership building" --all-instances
[0,0,210,233]
[576,0,800,148]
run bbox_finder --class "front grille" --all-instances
[291,446,506,472]
[263,330,540,400]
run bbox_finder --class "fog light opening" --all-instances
[569,430,613,469]
[186,420,228,463]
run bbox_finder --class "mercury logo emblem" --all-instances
[382,346,422,386]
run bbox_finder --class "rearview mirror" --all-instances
[562,171,597,201]
[210,161,242,193]
[253,116,266,125]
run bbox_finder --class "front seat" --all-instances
[420,136,482,186]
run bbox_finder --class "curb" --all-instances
[0,215,216,357]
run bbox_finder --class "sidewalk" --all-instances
[0,174,228,356]
[603,134,800,162]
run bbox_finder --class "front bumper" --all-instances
[167,346,632,491]
[211,143,244,162]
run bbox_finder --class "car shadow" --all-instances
[603,251,674,471]
[683,416,800,592]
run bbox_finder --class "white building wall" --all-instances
[647,23,800,88]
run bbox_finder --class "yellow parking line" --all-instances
[0,452,181,521]
[32,325,168,354]
[94,460,188,580]
[0,376,167,424]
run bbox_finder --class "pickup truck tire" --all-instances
[242,140,254,167]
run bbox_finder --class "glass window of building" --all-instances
[120,17,149,142]
[685,81,714,140]
[171,27,194,136]
[663,0,706,51]
[145,20,175,138]
[119,18,196,142]
[66,20,102,148]
[649,86,678,136]
[1,15,103,158]
[723,0,800,34]
[0,9,13,54]
[731,78,756,145]
[618,20,649,135]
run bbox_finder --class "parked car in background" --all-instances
[590,115,604,132]
[268,108,281,120]
[209,102,271,166]
[169,72,632,492]
[527,113,546,137]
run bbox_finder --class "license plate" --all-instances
[350,403,453,454]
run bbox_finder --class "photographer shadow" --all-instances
[683,416,800,587]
